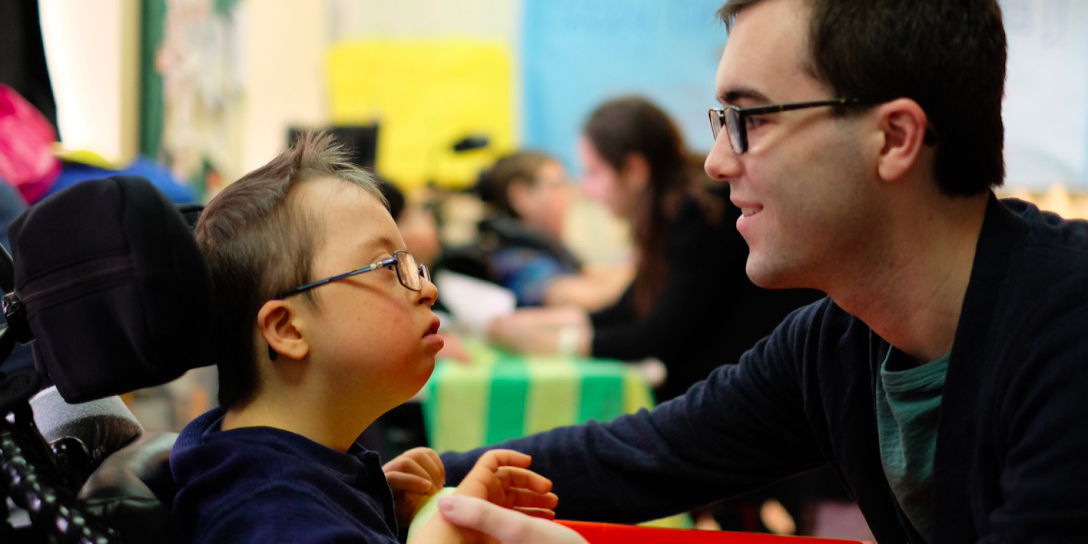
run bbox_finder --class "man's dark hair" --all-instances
[195,131,387,409]
[719,0,1007,196]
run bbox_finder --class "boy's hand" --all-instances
[383,447,445,527]
[455,449,558,519]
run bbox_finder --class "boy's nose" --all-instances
[417,275,439,307]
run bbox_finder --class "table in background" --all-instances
[421,339,655,453]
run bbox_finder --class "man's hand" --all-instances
[439,495,588,544]
[383,447,445,527]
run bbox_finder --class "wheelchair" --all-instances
[0,176,212,543]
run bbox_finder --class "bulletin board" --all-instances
[327,40,514,190]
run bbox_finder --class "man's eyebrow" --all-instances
[718,87,771,106]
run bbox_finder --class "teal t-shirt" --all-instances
[874,343,950,543]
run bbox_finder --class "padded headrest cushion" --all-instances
[8,176,213,402]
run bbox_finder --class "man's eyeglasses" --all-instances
[708,98,876,154]
[276,250,429,299]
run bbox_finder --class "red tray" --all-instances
[556,520,872,544]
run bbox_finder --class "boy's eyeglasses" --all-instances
[708,98,876,154]
[276,250,430,299]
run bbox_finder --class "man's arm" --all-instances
[442,303,831,523]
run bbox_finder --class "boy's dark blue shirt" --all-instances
[171,408,399,543]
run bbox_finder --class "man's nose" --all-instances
[705,133,742,182]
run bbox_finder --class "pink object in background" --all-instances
[0,84,60,203]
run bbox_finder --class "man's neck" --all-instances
[830,193,990,364]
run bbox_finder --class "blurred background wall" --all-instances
[32,0,1088,217]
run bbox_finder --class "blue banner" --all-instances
[521,0,726,174]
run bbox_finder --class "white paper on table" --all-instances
[433,270,516,337]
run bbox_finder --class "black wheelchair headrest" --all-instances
[7,176,213,403]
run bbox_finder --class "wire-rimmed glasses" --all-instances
[275,250,429,299]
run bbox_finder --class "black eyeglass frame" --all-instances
[275,250,429,299]
[709,98,879,154]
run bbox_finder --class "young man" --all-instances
[436,1,1088,542]
[170,132,557,543]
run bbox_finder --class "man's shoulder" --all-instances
[995,198,1088,300]
[749,296,872,366]
[1000,197,1088,254]
[971,198,1088,361]
[774,296,853,338]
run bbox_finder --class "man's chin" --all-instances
[745,260,803,290]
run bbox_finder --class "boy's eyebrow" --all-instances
[718,87,771,106]
[360,234,402,255]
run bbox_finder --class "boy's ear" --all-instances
[257,300,309,362]
[875,98,929,183]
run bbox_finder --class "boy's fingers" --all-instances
[384,449,447,492]
[391,458,426,480]
[390,447,445,487]
[456,467,500,501]
[415,448,446,487]
[503,488,559,510]
[511,506,557,520]
[495,466,554,494]
[477,449,533,470]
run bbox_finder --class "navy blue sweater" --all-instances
[171,408,399,543]
[442,196,1088,543]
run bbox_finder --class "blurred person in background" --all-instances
[466,150,629,309]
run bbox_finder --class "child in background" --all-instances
[170,132,556,543]
[473,151,583,307]
[450,150,629,310]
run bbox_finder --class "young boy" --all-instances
[170,132,557,543]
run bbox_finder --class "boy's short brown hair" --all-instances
[195,132,387,409]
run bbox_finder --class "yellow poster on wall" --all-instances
[327,40,513,191]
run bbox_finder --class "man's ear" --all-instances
[257,299,309,362]
[622,153,650,191]
[875,98,929,183]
